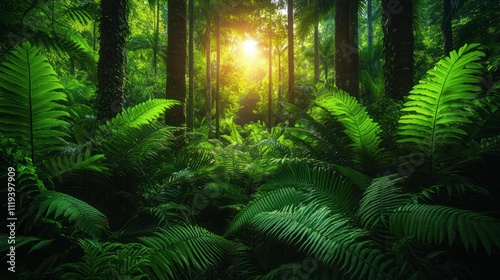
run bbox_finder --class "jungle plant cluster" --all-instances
[1,41,500,280]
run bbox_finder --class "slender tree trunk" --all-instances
[314,22,320,83]
[153,0,160,76]
[188,0,194,131]
[382,0,413,99]
[97,0,128,123]
[205,17,212,137]
[367,0,373,75]
[166,0,187,127]
[287,0,294,103]
[442,0,453,55]
[215,14,221,139]
[278,48,282,116]
[334,0,359,97]
[268,12,273,129]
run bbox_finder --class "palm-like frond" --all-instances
[99,98,180,131]
[27,191,109,238]
[139,225,233,279]
[261,160,361,215]
[251,204,402,280]
[357,175,409,230]
[0,42,69,164]
[389,204,500,255]
[317,90,385,175]
[42,148,107,180]
[397,43,485,173]
[224,188,301,237]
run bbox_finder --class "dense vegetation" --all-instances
[1,0,500,279]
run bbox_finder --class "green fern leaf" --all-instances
[42,148,107,180]
[0,42,69,164]
[251,204,400,280]
[30,191,109,238]
[316,90,385,175]
[389,204,500,255]
[139,225,233,279]
[397,44,485,172]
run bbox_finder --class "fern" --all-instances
[357,175,409,230]
[389,204,500,255]
[139,224,233,279]
[250,204,402,280]
[28,191,109,238]
[42,148,107,180]
[397,43,485,174]
[0,42,69,164]
[316,90,385,175]
[225,188,301,237]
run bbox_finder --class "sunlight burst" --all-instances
[242,39,258,56]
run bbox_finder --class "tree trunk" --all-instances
[188,0,194,131]
[367,0,374,75]
[205,17,212,137]
[268,11,273,129]
[382,0,414,99]
[442,0,453,55]
[334,0,359,97]
[96,0,128,123]
[314,22,320,83]
[287,0,295,103]
[166,0,187,127]
[153,0,160,76]
[215,14,221,139]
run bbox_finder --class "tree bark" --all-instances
[188,0,194,131]
[96,0,128,123]
[382,0,414,99]
[334,0,359,97]
[205,17,212,137]
[442,0,453,55]
[215,14,221,139]
[314,22,320,83]
[166,0,187,127]
[287,0,295,103]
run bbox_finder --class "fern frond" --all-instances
[398,44,485,172]
[316,90,385,175]
[0,42,69,164]
[139,224,233,279]
[225,188,301,237]
[357,175,409,230]
[262,161,361,215]
[42,148,107,180]
[99,99,180,132]
[389,204,500,255]
[251,204,401,280]
[29,191,109,238]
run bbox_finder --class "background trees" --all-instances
[1,0,500,279]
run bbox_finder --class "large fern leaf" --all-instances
[28,191,109,238]
[251,204,402,280]
[316,90,385,175]
[0,42,69,164]
[389,204,500,255]
[397,44,485,172]
[139,225,233,279]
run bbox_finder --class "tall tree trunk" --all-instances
[335,0,359,97]
[382,0,413,99]
[287,0,294,103]
[166,0,187,127]
[268,11,273,129]
[153,0,160,76]
[367,0,373,75]
[314,22,320,83]
[442,0,453,55]
[205,17,212,137]
[215,14,221,139]
[188,0,194,131]
[97,0,128,123]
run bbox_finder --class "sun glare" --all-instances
[242,39,258,56]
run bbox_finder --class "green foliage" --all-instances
[42,148,107,180]
[398,43,485,174]
[26,191,109,238]
[139,225,233,279]
[0,42,69,164]
[390,204,500,255]
[317,90,386,175]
